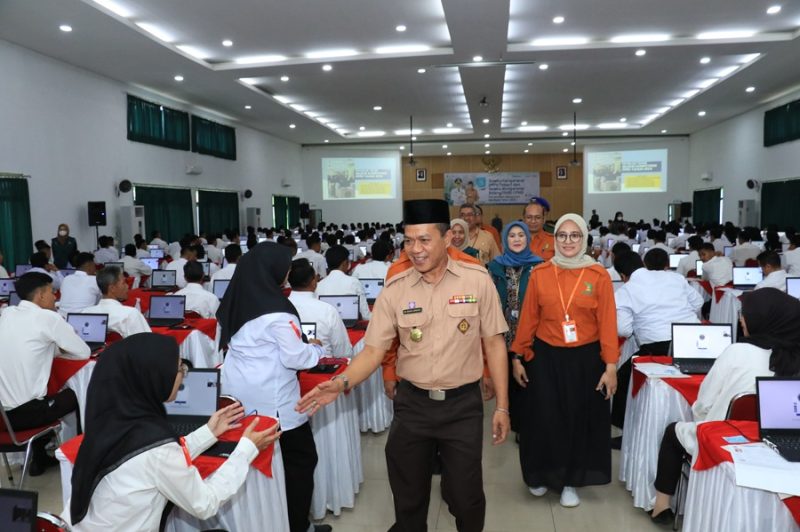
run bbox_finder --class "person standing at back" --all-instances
[459,203,500,265]
[52,223,78,269]
[524,197,555,261]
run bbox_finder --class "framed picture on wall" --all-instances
[416,168,427,182]
[556,166,568,180]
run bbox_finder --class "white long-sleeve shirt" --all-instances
[288,291,353,358]
[65,424,258,532]
[675,343,773,455]
[81,299,151,338]
[315,269,372,320]
[28,266,63,291]
[351,260,390,281]
[221,312,324,430]
[209,263,236,286]
[295,250,327,279]
[785,248,800,276]
[755,269,788,292]
[173,283,219,319]
[121,255,153,279]
[730,242,761,266]
[166,258,189,288]
[676,250,700,278]
[94,247,120,265]
[702,256,734,287]
[58,271,102,316]
[0,300,90,408]
[0,265,8,278]
[616,269,703,345]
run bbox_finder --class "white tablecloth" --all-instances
[684,461,799,532]
[619,376,694,510]
[174,329,222,369]
[56,442,291,532]
[709,288,741,341]
[350,337,393,433]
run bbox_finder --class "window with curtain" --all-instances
[761,179,800,229]
[764,98,800,147]
[133,186,194,243]
[692,188,721,226]
[198,190,239,236]
[192,116,237,160]
[0,178,33,270]
[127,94,190,151]
[272,195,289,230]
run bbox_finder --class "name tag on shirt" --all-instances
[562,320,578,343]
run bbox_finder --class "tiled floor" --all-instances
[12,404,658,531]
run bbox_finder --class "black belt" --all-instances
[401,380,479,401]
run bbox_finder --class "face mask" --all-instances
[58,230,68,237]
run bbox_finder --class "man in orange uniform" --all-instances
[525,197,555,261]
[475,205,502,250]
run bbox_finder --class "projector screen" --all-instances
[322,157,397,200]
[587,149,668,194]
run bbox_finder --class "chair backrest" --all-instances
[0,407,23,446]
[106,331,123,344]
[744,258,758,267]
[218,394,240,410]
[37,512,69,532]
[726,392,758,421]
[184,311,203,319]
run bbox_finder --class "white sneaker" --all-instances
[528,486,548,497]
[560,486,580,507]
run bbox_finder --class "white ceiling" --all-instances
[2,0,800,154]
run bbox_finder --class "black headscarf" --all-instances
[216,241,300,347]
[740,288,800,376]
[70,333,181,524]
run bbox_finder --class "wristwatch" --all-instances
[331,374,350,392]
[512,353,524,362]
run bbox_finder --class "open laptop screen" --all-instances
[786,277,800,299]
[360,279,384,301]
[213,280,230,299]
[0,488,37,532]
[757,378,800,431]
[695,260,703,277]
[319,295,359,321]
[149,295,186,319]
[668,254,683,269]
[149,248,165,258]
[671,323,733,360]
[301,322,317,340]
[723,246,734,258]
[733,267,763,286]
[14,265,32,277]
[66,313,108,343]
[0,279,14,297]
[165,369,219,416]
[151,270,177,287]
[141,257,160,270]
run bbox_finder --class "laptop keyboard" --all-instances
[676,360,714,374]
[169,421,205,436]
[771,435,800,450]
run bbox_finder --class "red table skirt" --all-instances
[152,318,217,344]
[123,288,154,314]
[47,358,93,395]
[58,415,276,478]
[299,358,349,396]
[347,329,366,347]
[631,356,704,405]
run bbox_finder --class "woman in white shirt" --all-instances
[649,288,800,524]
[216,242,328,532]
[67,333,279,531]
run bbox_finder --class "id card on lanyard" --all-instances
[554,266,585,344]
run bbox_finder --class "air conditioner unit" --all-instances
[246,207,262,228]
[738,199,759,227]
[119,205,145,244]
[185,165,203,175]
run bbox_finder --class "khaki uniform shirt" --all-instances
[468,229,500,265]
[364,257,508,389]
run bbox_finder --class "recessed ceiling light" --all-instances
[222,39,233,47]
[698,110,706,117]
[562,131,569,136]
[697,30,756,40]
[562,148,569,152]
[376,44,431,54]
[531,36,589,46]
[571,141,577,146]
[597,123,630,129]
[395,24,407,32]
[357,130,386,137]
[572,97,583,103]
[280,75,289,82]
[739,53,761,64]
[473,55,483,62]
[324,139,330,143]
[399,145,405,150]
[519,125,548,132]
[700,56,711,64]
[683,89,700,98]
[698,78,719,88]
[482,118,490,124]
[393,129,422,135]
[417,68,427,74]
[135,22,175,43]
[661,129,668,133]
[484,143,490,147]
[239,77,259,85]
[553,15,565,24]
[446,152,452,156]
[234,54,287,64]
[670,98,685,107]
[92,0,132,18]
[524,149,530,153]
[359,126,366,131]
[559,123,590,130]
[484,133,491,138]
[635,49,647,57]
[322,64,333,71]
[244,105,252,109]
[610,33,671,43]
[442,144,448,148]
[521,121,528,126]
[485,150,491,154]
[176,45,210,60]
[432,127,462,134]
[717,66,739,77]
[304,111,319,118]
[527,142,533,146]
[59,24,73,32]
[411,136,417,140]
[173,75,184,82]
[766,5,782,15]
[746,86,756,93]
[289,123,296,128]
[538,63,549,70]
[289,103,306,111]
[446,122,453,127]
[373,105,383,111]
[620,117,627,122]
[306,49,359,59]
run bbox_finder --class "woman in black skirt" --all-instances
[510,213,619,507]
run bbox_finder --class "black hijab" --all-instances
[740,288,800,376]
[71,333,181,524]
[216,241,300,347]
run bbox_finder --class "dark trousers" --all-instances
[611,340,671,429]
[386,381,484,532]
[280,422,318,532]
[6,389,78,462]
[654,422,687,495]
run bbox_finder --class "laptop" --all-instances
[0,279,14,299]
[732,267,763,290]
[787,277,800,299]
[695,260,704,277]
[319,294,360,328]
[104,262,124,270]
[668,254,683,269]
[147,295,186,327]
[200,261,211,280]
[14,264,32,277]
[723,245,734,258]
[148,244,160,250]
[149,248,165,258]
[359,245,368,257]
[670,323,733,374]
[7,291,20,306]
[66,313,108,352]
[141,257,160,270]
[150,269,177,291]
[301,322,317,340]
[631,244,641,253]
[0,487,37,532]
[756,377,800,462]
[359,278,384,305]
[612,280,624,292]
[212,279,231,300]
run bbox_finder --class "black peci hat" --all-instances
[403,199,450,225]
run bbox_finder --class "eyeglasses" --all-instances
[555,232,583,243]
[179,363,189,378]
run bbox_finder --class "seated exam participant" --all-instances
[121,243,153,281]
[81,266,150,337]
[166,242,197,289]
[59,252,101,316]
[28,251,63,291]
[317,245,372,320]
[173,261,219,318]
[351,240,393,281]
[754,250,788,292]
[699,242,733,287]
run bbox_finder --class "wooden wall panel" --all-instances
[401,153,583,225]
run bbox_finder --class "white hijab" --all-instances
[550,213,597,270]
[450,218,470,251]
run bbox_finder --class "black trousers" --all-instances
[654,422,687,495]
[280,422,318,532]
[6,389,78,461]
[611,340,672,429]
[386,381,484,532]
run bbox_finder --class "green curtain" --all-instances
[134,186,194,243]
[692,188,721,226]
[198,190,239,236]
[764,98,800,147]
[273,195,288,229]
[287,196,300,228]
[761,179,800,229]
[127,94,190,151]
[192,116,236,160]
[0,178,33,271]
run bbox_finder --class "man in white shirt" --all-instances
[730,228,761,266]
[352,240,393,280]
[754,251,788,291]
[135,240,151,259]
[784,235,800,275]
[149,230,168,252]
[700,243,734,287]
[0,272,90,474]
[173,262,219,318]
[644,230,673,257]
[295,235,328,280]
[59,252,102,315]
[676,236,704,278]
[166,244,197,289]
[94,236,120,265]
[210,244,240,286]
[316,245,372,320]
[28,251,63,291]
[288,259,353,358]
[82,266,151,337]
[121,244,153,282]
[672,223,695,251]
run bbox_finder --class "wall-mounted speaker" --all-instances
[300,202,310,218]
[243,189,253,199]
[88,201,107,227]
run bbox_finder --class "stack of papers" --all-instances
[725,443,800,497]
[633,362,691,379]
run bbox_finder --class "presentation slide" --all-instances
[587,149,668,193]
[322,157,397,200]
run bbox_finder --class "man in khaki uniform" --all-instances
[459,203,500,265]
[298,199,510,532]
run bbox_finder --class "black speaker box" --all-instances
[300,202,310,218]
[88,201,107,226]
[681,202,692,217]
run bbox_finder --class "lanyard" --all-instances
[554,265,585,322]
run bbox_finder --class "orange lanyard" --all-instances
[554,265,585,322]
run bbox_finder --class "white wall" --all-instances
[300,147,403,224]
[582,138,690,223]
[0,39,303,251]
[688,87,800,224]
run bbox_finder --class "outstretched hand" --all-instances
[296,380,342,416]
